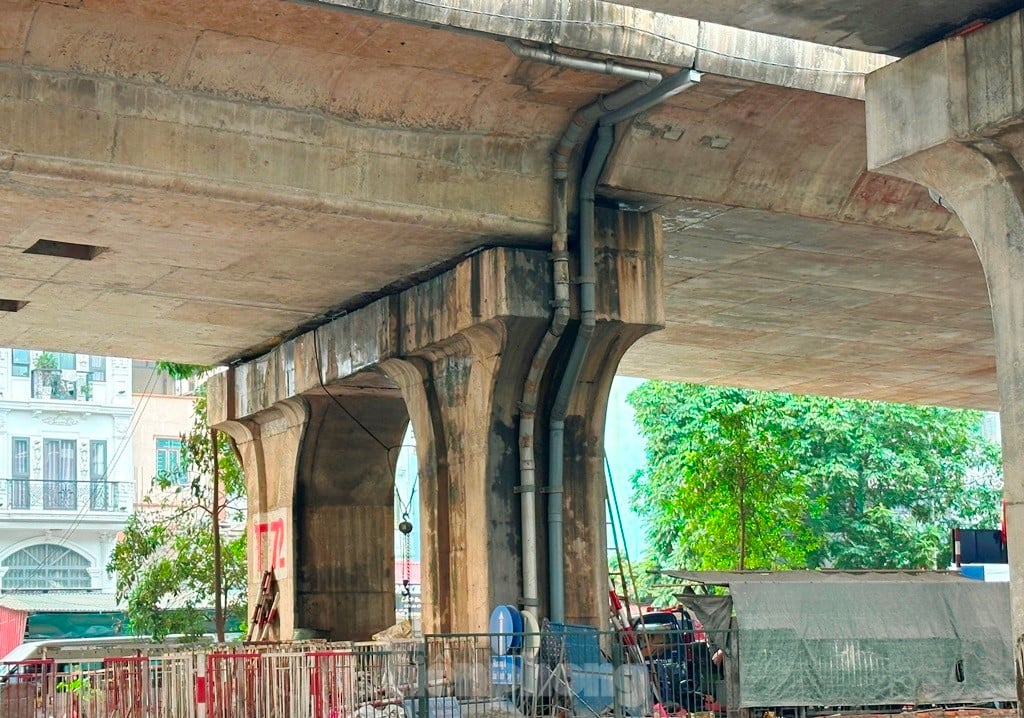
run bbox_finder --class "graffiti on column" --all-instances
[253,507,289,579]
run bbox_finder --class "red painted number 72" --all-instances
[255,518,286,571]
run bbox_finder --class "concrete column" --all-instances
[866,9,1024,697]
[562,208,664,627]
[210,216,662,636]
[219,399,308,642]
[383,319,548,634]
[218,386,407,641]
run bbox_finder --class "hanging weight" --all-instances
[399,519,413,535]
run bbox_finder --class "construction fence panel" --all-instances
[18,624,978,718]
[0,659,56,718]
[151,652,201,718]
[207,651,263,718]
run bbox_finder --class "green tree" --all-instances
[108,390,246,640]
[628,383,816,572]
[628,381,1001,573]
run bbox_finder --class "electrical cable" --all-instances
[411,0,891,75]
[393,442,419,518]
[47,368,157,547]
[310,328,403,481]
[17,364,159,586]
[48,369,158,549]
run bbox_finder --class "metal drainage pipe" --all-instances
[548,68,701,622]
[511,40,662,613]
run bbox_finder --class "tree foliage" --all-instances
[108,391,247,639]
[154,361,211,381]
[628,382,1002,574]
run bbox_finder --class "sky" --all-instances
[603,375,649,556]
[393,374,651,562]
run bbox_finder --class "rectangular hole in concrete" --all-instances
[24,239,107,261]
[0,299,27,312]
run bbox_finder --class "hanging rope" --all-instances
[398,512,414,620]
[394,443,418,622]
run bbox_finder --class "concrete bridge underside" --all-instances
[0,0,996,407]
[2,0,1024,663]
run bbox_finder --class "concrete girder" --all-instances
[209,209,663,637]
[607,0,1020,56]
[866,7,1024,697]
[0,61,550,235]
[603,78,963,237]
[311,0,893,99]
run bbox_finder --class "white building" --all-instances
[0,349,135,595]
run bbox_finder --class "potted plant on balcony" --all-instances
[35,352,58,370]
[34,352,58,399]
[80,382,93,401]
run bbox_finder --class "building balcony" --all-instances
[31,369,94,402]
[0,479,132,513]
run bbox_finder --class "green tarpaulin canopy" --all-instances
[668,570,1013,707]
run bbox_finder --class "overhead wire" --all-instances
[19,363,159,586]
[392,439,419,514]
[310,326,403,479]
[47,367,158,549]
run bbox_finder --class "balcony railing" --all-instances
[1,479,132,512]
[31,368,93,401]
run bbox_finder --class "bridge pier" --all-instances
[866,8,1024,699]
[209,208,663,638]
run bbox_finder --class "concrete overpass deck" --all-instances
[0,0,997,409]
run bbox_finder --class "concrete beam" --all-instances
[312,0,893,98]
[208,247,550,424]
[867,13,1024,172]
[0,63,550,237]
[606,0,1019,56]
[604,77,963,238]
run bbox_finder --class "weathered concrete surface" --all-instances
[296,391,407,640]
[0,0,1001,411]
[865,7,1024,699]
[607,75,993,408]
[211,209,662,636]
[619,201,993,409]
[609,0,1018,55]
[313,0,891,98]
[224,398,308,641]
[210,246,552,637]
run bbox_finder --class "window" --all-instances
[12,437,28,480]
[90,441,106,481]
[43,439,76,510]
[89,440,108,510]
[11,437,29,509]
[88,355,106,382]
[156,438,184,484]
[2,544,91,591]
[56,353,76,370]
[11,349,29,378]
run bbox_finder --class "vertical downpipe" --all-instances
[547,69,700,622]
[518,81,658,614]
[547,125,613,623]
